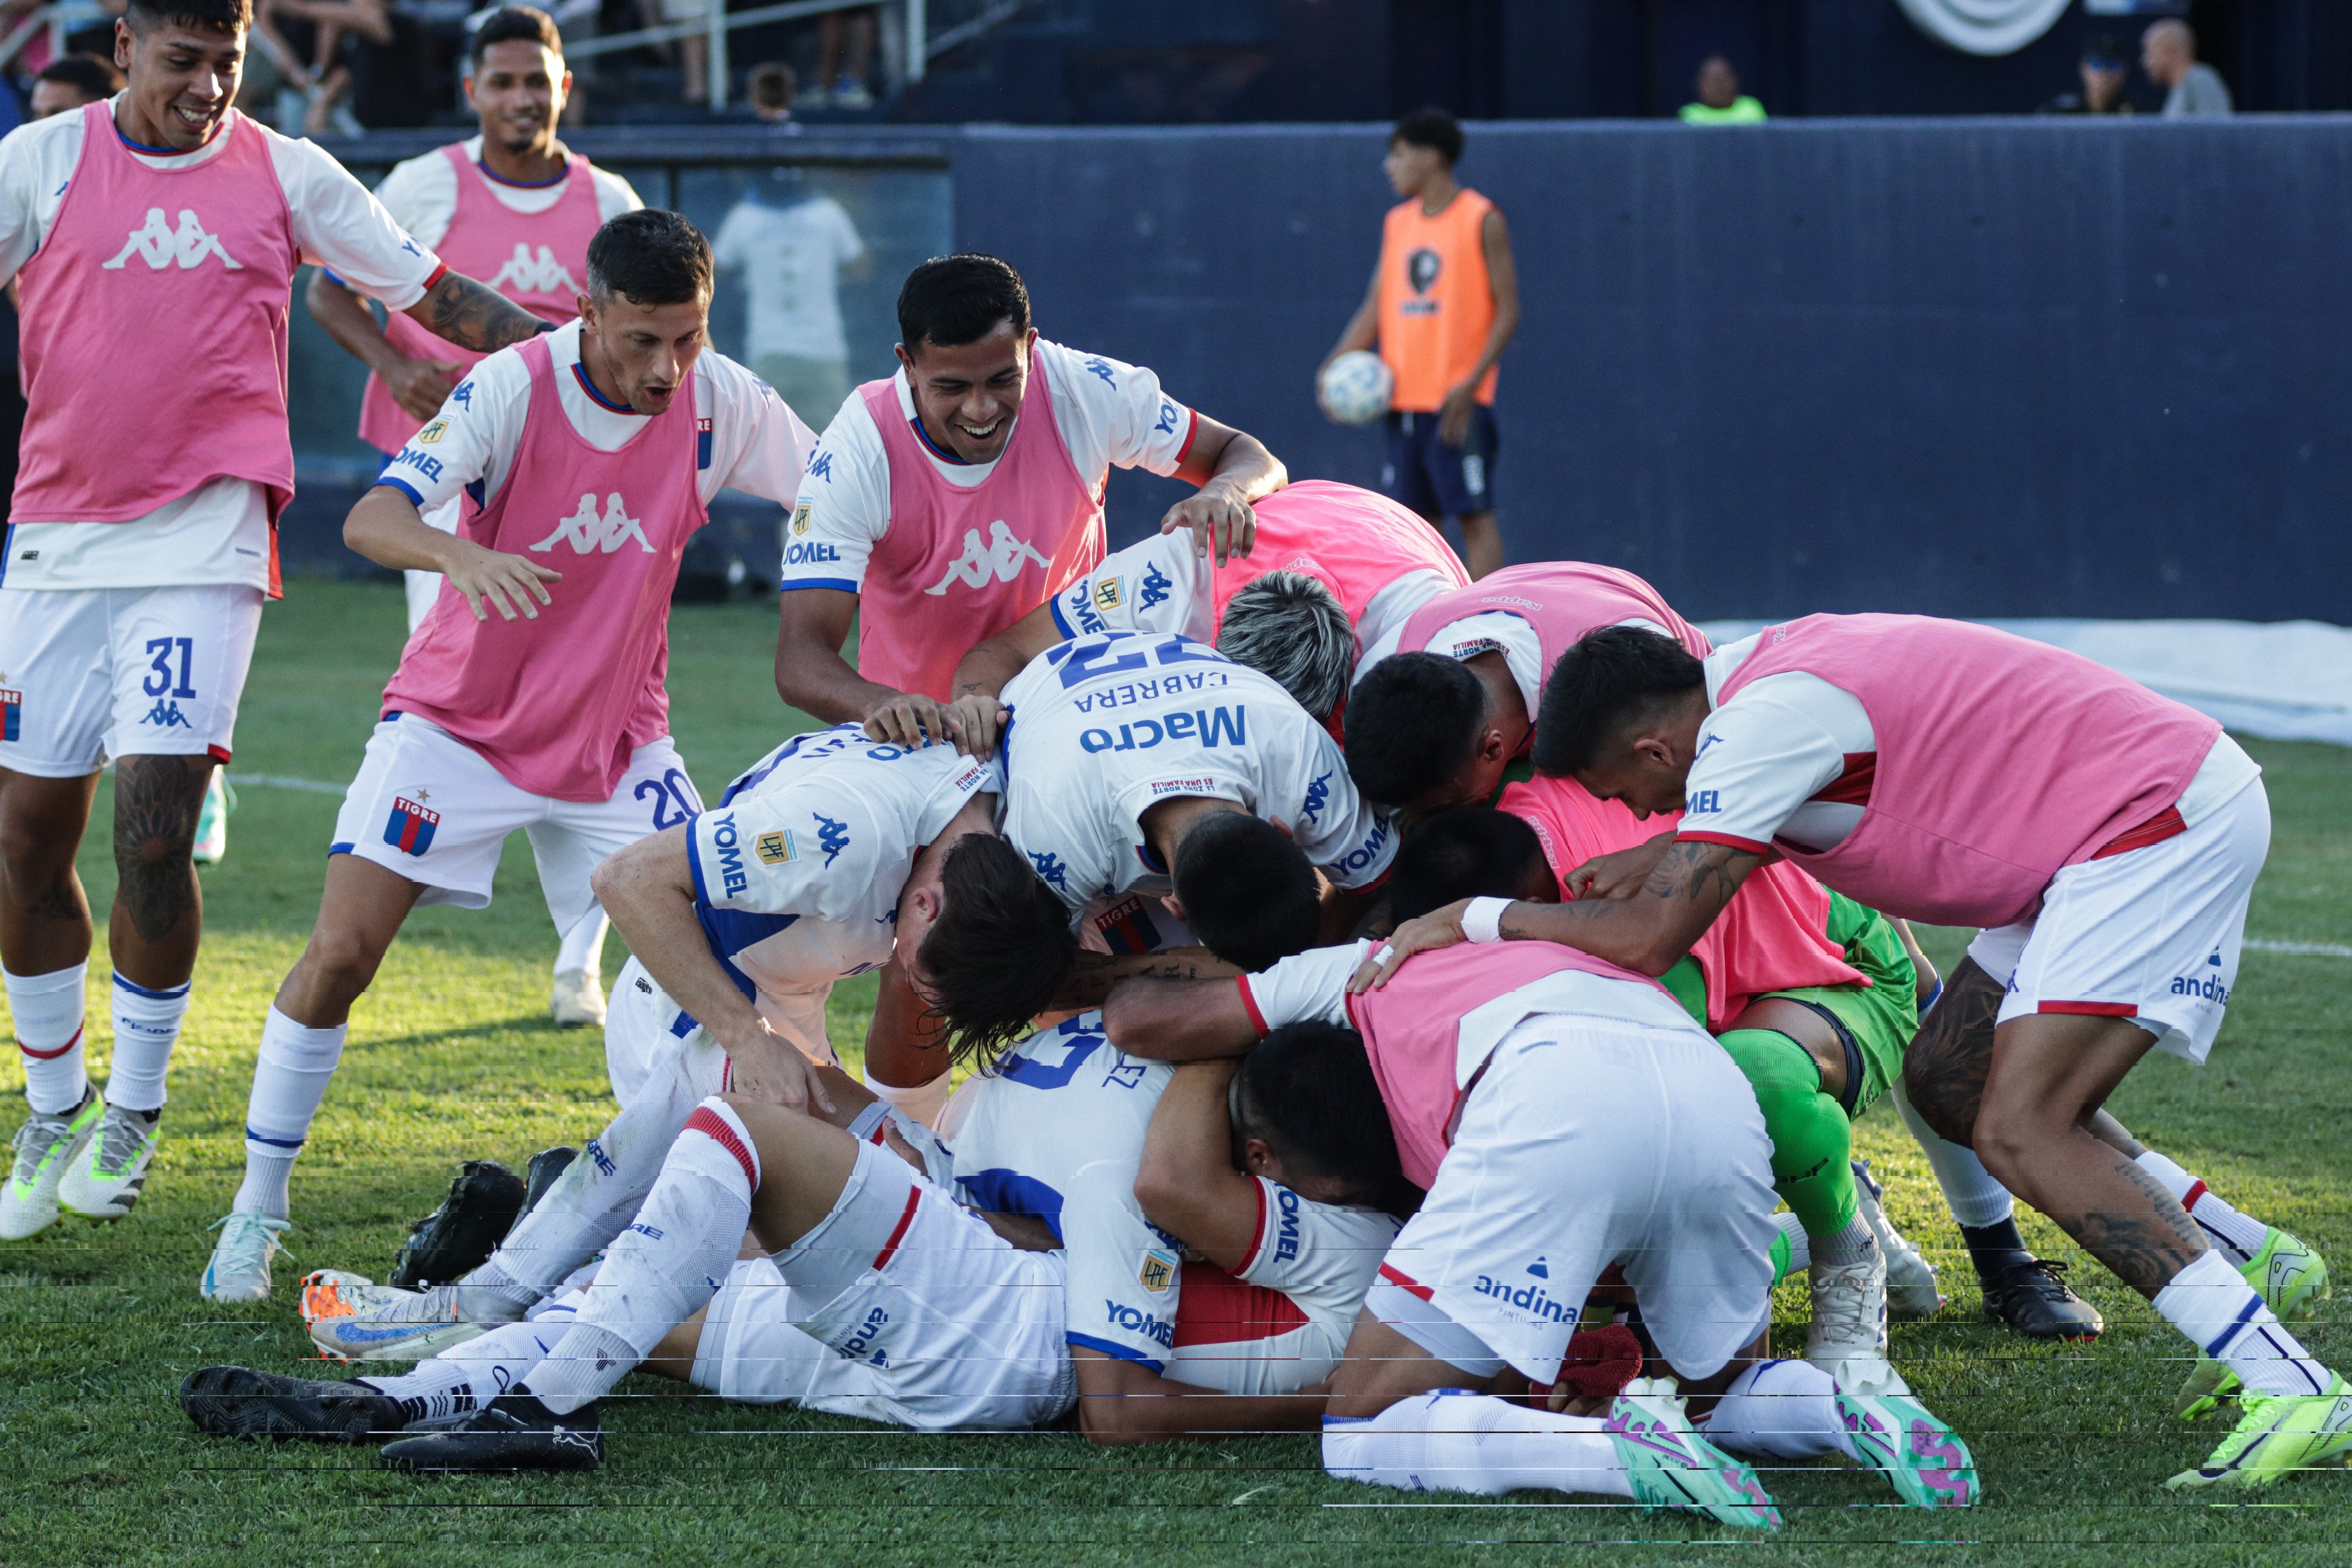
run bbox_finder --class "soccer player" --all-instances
[305,5,641,1030]
[909,478,1469,752]
[910,633,1397,1064]
[29,54,123,118]
[0,0,549,1242]
[771,253,1285,731]
[292,720,1004,1356]
[1343,560,1707,819]
[1102,941,1976,1517]
[1320,110,1519,579]
[1369,617,2339,1489]
[198,210,815,1300]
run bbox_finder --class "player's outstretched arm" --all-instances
[1350,838,1765,992]
[1163,415,1285,567]
[1053,948,1242,1013]
[893,601,1066,760]
[400,269,553,355]
[1134,1061,1259,1271]
[1100,975,1258,1062]
[776,585,906,725]
[1071,1348,1329,1446]
[305,269,460,421]
[344,485,560,622]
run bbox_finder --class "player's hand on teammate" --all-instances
[443,539,562,622]
[722,1024,837,1116]
[862,692,1007,757]
[1565,831,1676,901]
[1161,485,1256,567]
[384,354,465,423]
[1437,380,1480,448]
[1348,899,1473,992]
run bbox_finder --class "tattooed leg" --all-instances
[1974,1011,2204,1298]
[1900,956,2003,1147]
[0,766,100,976]
[108,754,215,989]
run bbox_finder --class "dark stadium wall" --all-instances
[954,117,2352,623]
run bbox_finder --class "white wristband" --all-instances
[1461,897,1512,944]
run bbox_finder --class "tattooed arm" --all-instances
[1052,947,1243,1013]
[1351,838,1763,991]
[398,269,551,354]
[1100,974,1259,1062]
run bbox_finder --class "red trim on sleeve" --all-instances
[1235,975,1270,1037]
[870,1183,924,1271]
[683,1105,759,1188]
[2093,804,2187,860]
[421,262,449,294]
[18,1025,82,1062]
[1376,1261,1434,1302]
[1676,830,1774,854]
[1171,407,1201,468]
[2037,1001,2140,1017]
[1237,1177,1270,1276]
[207,744,233,764]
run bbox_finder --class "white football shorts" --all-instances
[701,1140,1075,1430]
[1365,1014,1777,1386]
[1967,775,2269,1066]
[327,713,699,931]
[0,583,262,775]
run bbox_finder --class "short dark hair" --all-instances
[1237,1022,1415,1215]
[1391,108,1464,165]
[1344,652,1487,810]
[125,0,250,35]
[915,834,1077,1069]
[1216,571,1353,723]
[1389,807,1547,924]
[897,254,1031,354]
[471,5,562,68]
[37,54,123,100]
[1171,812,1320,973]
[585,209,712,307]
[748,60,795,110]
[1532,626,1707,777]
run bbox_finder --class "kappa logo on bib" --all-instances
[531,493,655,554]
[102,207,243,272]
[488,242,581,296]
[923,520,1051,596]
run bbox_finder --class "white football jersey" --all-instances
[997,632,1396,920]
[686,725,997,1004]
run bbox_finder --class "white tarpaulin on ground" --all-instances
[1893,0,2071,56]
[1696,620,2352,746]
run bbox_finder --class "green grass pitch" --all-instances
[4,580,2351,1565]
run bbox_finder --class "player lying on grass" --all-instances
[1101,942,1978,1521]
[1366,618,2337,1490]
[180,1015,1410,1464]
[200,211,817,1304]
[909,632,1396,1067]
[877,478,1469,755]
[1389,802,1944,1384]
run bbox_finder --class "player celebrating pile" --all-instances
[1371,615,2337,1489]
[198,210,815,1300]
[0,0,547,1241]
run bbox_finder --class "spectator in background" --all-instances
[59,0,126,59]
[1322,109,1519,579]
[29,55,122,118]
[803,3,875,109]
[713,168,868,426]
[2042,36,2132,115]
[2144,19,2231,118]
[1678,55,1765,124]
[748,59,797,124]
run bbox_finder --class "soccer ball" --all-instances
[1318,351,1393,425]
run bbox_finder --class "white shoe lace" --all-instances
[9,1106,81,1185]
[1809,1260,1886,1357]
[86,1110,155,1178]
[208,1213,291,1280]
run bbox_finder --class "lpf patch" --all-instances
[383,796,440,856]
[1094,577,1122,610]
[791,502,811,537]
[756,830,797,865]
[1139,1248,1177,1295]
[415,419,449,444]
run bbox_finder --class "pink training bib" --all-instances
[1712,614,2221,928]
[358,145,602,455]
[1204,479,1469,632]
[382,336,706,800]
[1347,943,1667,1190]
[856,363,1104,700]
[1499,775,1864,1033]
[15,104,300,590]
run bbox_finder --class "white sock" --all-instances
[356,1356,475,1422]
[1892,1078,2015,1229]
[1812,1217,1879,1270]
[7,963,88,1115]
[479,1082,697,1297]
[1700,1359,1855,1462]
[526,1098,758,1415]
[103,971,189,1113]
[866,1068,953,1130]
[359,1317,574,1418]
[2136,1150,2270,1266]
[1321,1391,1630,1498]
[2154,1250,2331,1399]
[233,1008,347,1217]
[554,906,609,982]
